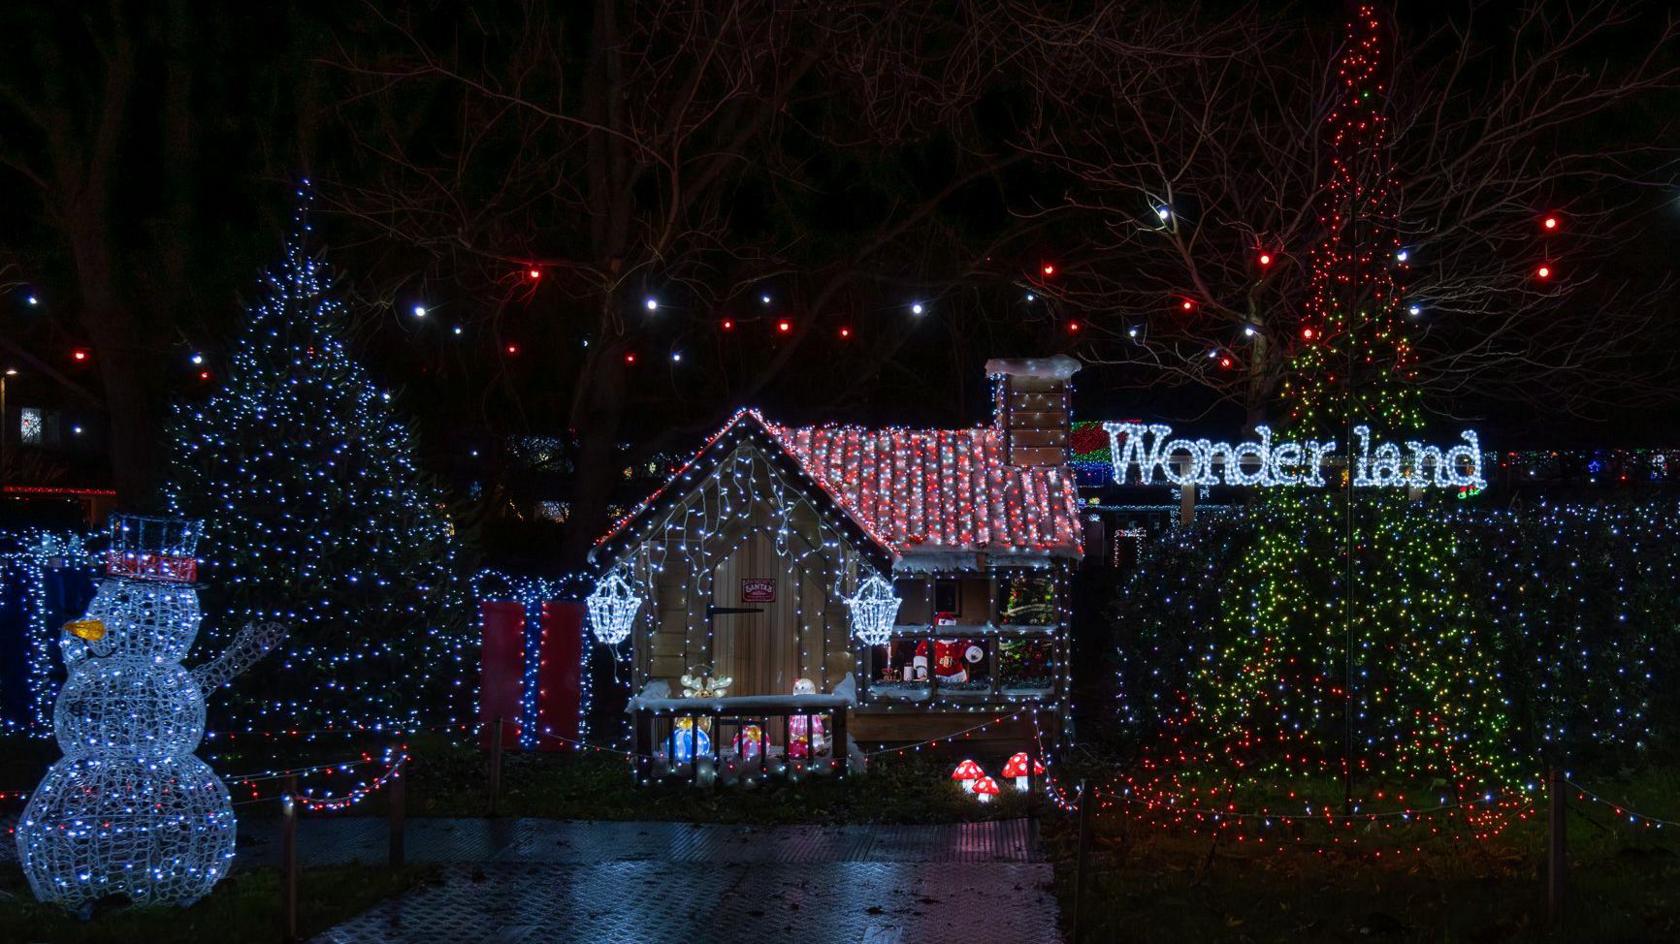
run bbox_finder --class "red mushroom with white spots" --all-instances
[972,775,1001,804]
[951,759,985,793]
[1002,753,1033,791]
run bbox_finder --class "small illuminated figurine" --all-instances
[732,724,766,762]
[972,775,1001,804]
[667,715,712,763]
[914,639,985,684]
[679,668,731,733]
[787,677,827,757]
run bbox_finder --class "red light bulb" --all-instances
[526,268,541,281]
[1542,215,1559,231]
[1219,356,1233,369]
[71,348,90,362]
[1258,253,1273,267]
[1536,264,1552,280]
[624,352,637,365]
[1180,299,1195,312]
[1067,321,1081,333]
[1041,263,1057,277]
[838,326,852,339]
[198,370,211,382]
[505,343,520,356]
[721,318,734,331]
[777,319,792,333]
[1301,327,1316,340]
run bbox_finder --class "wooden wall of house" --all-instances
[639,454,856,696]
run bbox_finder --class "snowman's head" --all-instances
[65,577,202,666]
[792,677,818,696]
[63,514,205,666]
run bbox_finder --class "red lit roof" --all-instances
[595,409,1082,566]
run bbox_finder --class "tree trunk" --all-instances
[560,345,628,571]
[67,205,160,506]
[1244,334,1272,433]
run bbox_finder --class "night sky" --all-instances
[2,0,1676,510]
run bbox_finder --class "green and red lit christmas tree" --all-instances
[1120,6,1531,835]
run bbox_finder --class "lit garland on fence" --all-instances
[163,185,470,733]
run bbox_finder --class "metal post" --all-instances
[281,774,299,944]
[832,706,849,778]
[388,760,407,869]
[0,373,9,488]
[488,716,504,816]
[1072,778,1092,944]
[1549,767,1567,927]
[635,708,653,783]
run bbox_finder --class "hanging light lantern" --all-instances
[586,568,642,646]
[843,572,901,647]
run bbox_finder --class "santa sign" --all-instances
[741,578,776,603]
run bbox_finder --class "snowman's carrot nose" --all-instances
[65,619,106,642]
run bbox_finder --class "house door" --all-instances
[710,531,804,697]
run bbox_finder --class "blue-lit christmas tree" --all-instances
[165,188,469,731]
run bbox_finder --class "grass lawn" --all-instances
[1042,769,1680,943]
[0,863,436,944]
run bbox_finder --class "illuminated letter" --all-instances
[1228,425,1273,486]
[1105,422,1173,484]
[1352,426,1375,486]
[1269,442,1305,485]
[1441,429,1486,490]
[1406,441,1445,487]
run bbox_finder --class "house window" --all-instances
[996,572,1057,625]
[998,635,1055,694]
[19,407,42,445]
[933,579,961,618]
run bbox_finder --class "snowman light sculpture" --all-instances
[17,515,286,911]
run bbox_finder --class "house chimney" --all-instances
[985,356,1080,466]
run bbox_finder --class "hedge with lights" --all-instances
[1112,500,1679,772]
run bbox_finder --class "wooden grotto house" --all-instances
[587,357,1083,783]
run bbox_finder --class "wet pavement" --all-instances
[252,818,1061,944]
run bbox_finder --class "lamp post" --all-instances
[0,367,15,487]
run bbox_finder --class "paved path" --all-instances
[239,819,1061,944]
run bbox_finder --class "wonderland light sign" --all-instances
[1103,423,1485,490]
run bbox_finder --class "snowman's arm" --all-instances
[192,621,288,693]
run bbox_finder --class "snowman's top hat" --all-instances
[105,514,201,584]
